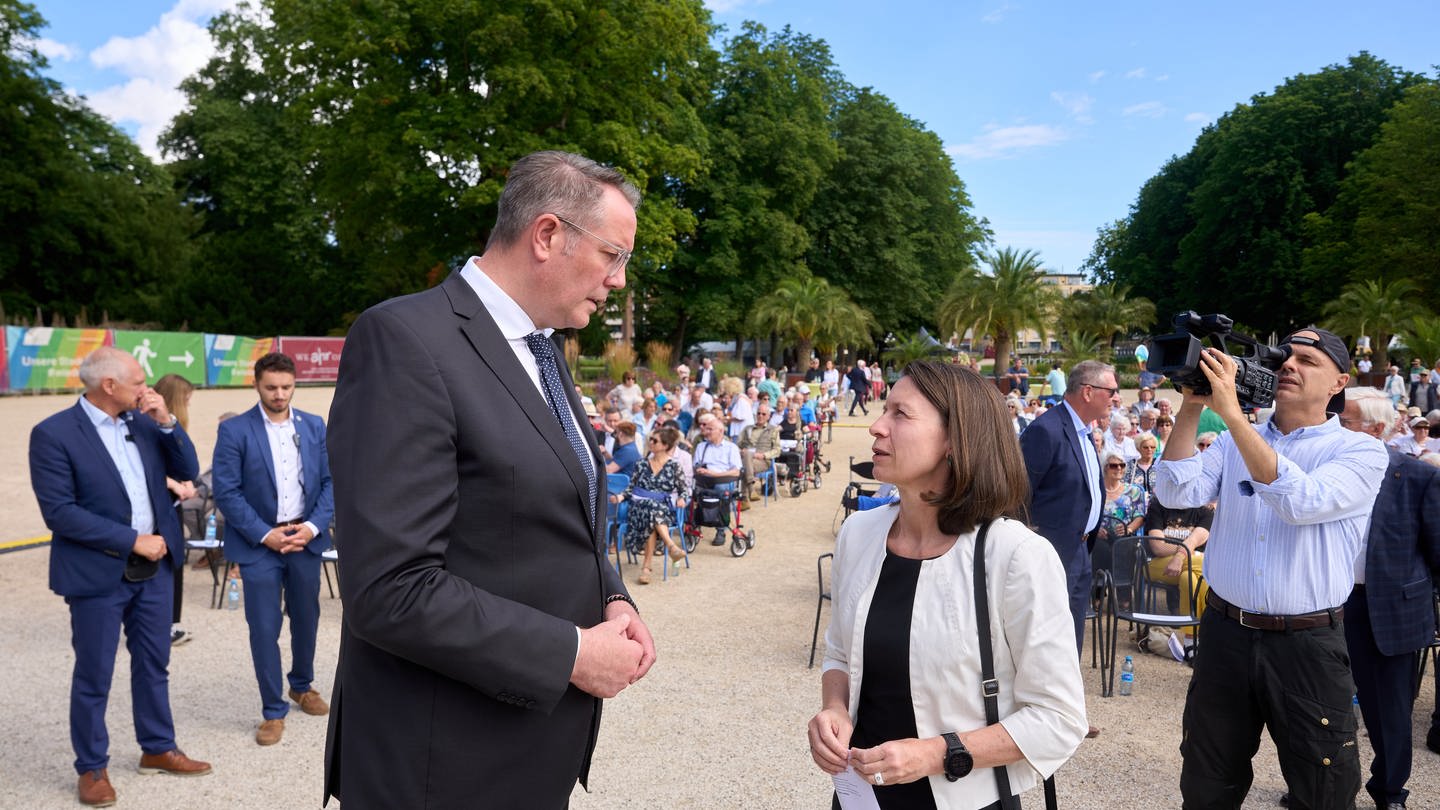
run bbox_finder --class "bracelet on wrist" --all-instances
[604,593,638,614]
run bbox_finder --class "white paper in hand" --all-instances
[832,765,881,810]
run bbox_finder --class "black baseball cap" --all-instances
[1280,326,1350,415]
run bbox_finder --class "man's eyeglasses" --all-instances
[553,214,632,279]
[1085,383,1120,398]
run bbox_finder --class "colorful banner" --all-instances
[275,336,345,383]
[5,327,110,391]
[204,334,274,387]
[111,331,207,385]
[0,325,9,392]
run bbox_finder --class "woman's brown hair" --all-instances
[614,421,638,440]
[153,374,195,432]
[901,360,1030,535]
[649,426,680,451]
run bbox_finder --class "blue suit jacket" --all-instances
[1019,402,1095,566]
[30,401,199,597]
[1360,448,1440,656]
[212,404,335,565]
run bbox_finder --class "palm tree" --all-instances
[1400,315,1440,369]
[1060,283,1156,347]
[749,275,876,367]
[1056,330,1112,369]
[936,247,1057,380]
[881,330,943,371]
[1321,278,1429,372]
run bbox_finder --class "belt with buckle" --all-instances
[273,518,305,528]
[1210,592,1342,631]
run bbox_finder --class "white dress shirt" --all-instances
[1152,416,1387,614]
[461,257,596,482]
[262,411,309,524]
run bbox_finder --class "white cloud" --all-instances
[1050,91,1094,124]
[35,38,78,62]
[1122,101,1168,118]
[982,2,1017,23]
[1155,74,1170,82]
[1087,70,1106,83]
[946,124,1069,161]
[82,0,242,158]
[1184,112,1211,124]
[1124,67,1147,80]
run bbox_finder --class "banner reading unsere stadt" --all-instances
[5,327,111,391]
[205,334,275,387]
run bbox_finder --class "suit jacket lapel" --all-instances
[247,406,279,493]
[443,272,594,528]
[72,403,128,498]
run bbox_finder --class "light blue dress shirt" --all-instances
[1152,415,1387,615]
[80,395,156,537]
[1061,401,1102,533]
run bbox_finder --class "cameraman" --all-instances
[1153,327,1387,810]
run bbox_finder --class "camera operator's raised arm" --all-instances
[1193,348,1279,484]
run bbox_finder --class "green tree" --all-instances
[0,0,192,325]
[1400,316,1440,369]
[804,89,988,334]
[168,0,714,333]
[1304,80,1440,300]
[1321,278,1429,372]
[881,330,944,371]
[748,274,874,368]
[936,248,1057,380]
[660,23,841,352]
[1059,283,1156,347]
[1096,53,1424,333]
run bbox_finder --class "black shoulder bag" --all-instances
[972,519,1059,810]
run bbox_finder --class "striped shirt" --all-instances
[1152,415,1386,615]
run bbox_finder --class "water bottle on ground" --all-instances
[226,578,241,611]
[1119,655,1135,696]
[205,513,217,542]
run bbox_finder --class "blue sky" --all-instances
[28,0,1439,274]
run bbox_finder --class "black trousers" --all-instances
[1180,607,1360,810]
[1343,586,1417,808]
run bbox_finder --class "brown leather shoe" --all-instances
[288,688,330,716]
[1086,725,1101,739]
[255,718,284,746]
[137,749,212,776]
[78,769,116,807]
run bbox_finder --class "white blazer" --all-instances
[822,507,1088,810]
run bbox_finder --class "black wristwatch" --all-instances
[941,732,973,781]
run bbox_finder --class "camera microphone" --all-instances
[125,434,136,443]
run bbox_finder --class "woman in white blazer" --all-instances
[807,361,1088,809]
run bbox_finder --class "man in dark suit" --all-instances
[1019,359,1117,655]
[1340,388,1440,810]
[212,352,335,746]
[695,356,716,393]
[29,347,213,807]
[324,151,654,809]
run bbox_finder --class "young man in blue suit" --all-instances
[29,347,213,807]
[212,352,335,746]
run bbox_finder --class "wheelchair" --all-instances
[683,473,756,557]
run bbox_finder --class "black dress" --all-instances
[849,551,935,810]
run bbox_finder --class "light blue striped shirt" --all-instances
[1152,415,1387,615]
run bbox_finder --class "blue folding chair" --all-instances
[605,473,630,573]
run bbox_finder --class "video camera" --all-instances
[1145,311,1288,409]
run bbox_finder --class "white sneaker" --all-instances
[171,628,192,647]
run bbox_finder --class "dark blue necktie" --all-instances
[524,332,597,526]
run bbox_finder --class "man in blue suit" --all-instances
[1019,360,1116,653]
[1340,388,1440,810]
[213,352,335,746]
[29,347,213,807]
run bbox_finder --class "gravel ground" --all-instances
[1,388,1437,809]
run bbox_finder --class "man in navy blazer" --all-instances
[1019,359,1118,658]
[213,352,335,746]
[29,347,212,807]
[1340,388,1440,809]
